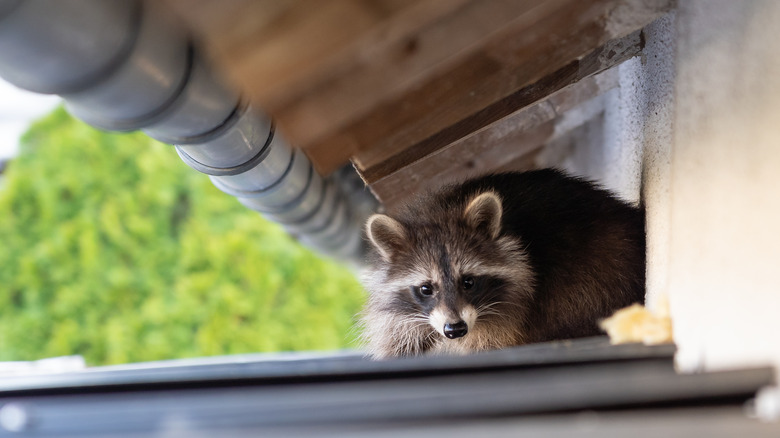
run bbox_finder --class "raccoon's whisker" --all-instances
[397,312,430,321]
[476,302,501,311]
[475,307,504,320]
[410,316,433,323]
[476,301,511,314]
[476,305,523,326]
[395,315,431,326]
[477,301,526,315]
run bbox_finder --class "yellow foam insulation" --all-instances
[599,295,674,345]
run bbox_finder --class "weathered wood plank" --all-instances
[162,0,488,123]
[162,0,670,177]
[362,49,626,208]
[355,31,639,184]
[369,120,554,209]
[304,1,666,174]
[355,68,618,181]
[270,0,545,147]
[162,0,424,109]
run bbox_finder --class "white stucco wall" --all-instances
[625,12,676,311]
[668,0,780,374]
[551,1,780,378]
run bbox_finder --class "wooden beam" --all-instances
[371,120,555,210]
[355,31,640,184]
[161,0,426,108]
[304,1,665,174]
[365,69,619,208]
[269,0,545,147]
[162,0,671,176]
[162,0,497,135]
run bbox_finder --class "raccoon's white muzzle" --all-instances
[429,305,477,340]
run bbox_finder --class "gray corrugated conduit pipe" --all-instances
[0,0,372,264]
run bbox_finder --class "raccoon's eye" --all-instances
[417,283,434,296]
[462,276,475,290]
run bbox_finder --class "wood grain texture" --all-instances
[356,30,642,185]
[161,0,670,177]
[271,0,543,147]
[162,0,422,107]
[369,120,554,210]
[365,68,620,208]
[302,2,663,174]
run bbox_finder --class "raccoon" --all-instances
[359,169,645,359]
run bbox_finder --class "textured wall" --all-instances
[527,0,780,380]
[533,1,780,377]
[668,0,780,374]
[537,12,675,309]
[628,12,676,310]
[539,12,674,205]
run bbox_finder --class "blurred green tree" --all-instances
[0,108,366,365]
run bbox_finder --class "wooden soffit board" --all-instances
[161,0,671,200]
[371,68,620,209]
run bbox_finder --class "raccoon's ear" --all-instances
[366,214,408,261]
[463,191,503,239]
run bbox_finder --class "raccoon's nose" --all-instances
[443,321,468,339]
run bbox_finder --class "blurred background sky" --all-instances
[0,79,60,161]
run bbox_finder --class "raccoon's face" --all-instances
[361,191,535,358]
[405,268,511,342]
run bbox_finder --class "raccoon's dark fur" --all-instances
[360,169,645,358]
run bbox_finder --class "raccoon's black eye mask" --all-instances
[411,283,433,297]
[410,276,476,298]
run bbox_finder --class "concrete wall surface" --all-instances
[538,12,675,308]
[668,0,780,374]
[539,1,780,377]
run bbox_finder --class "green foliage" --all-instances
[0,107,367,365]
